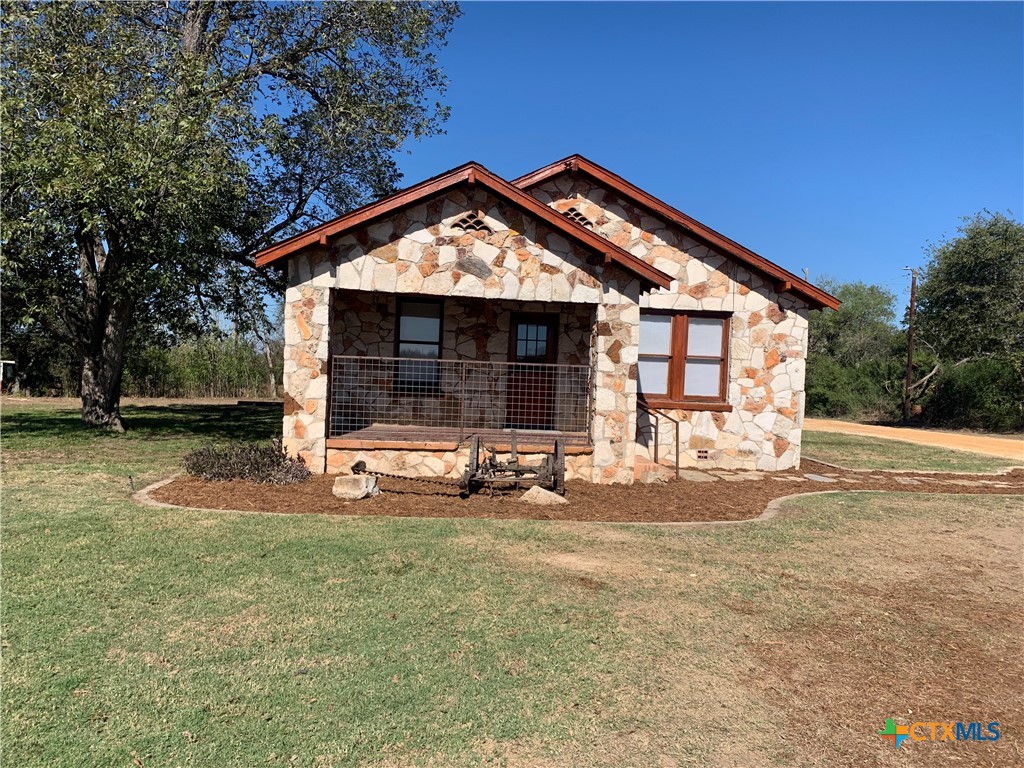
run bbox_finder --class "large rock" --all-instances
[333,475,380,500]
[519,486,568,505]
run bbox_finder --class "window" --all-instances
[638,311,729,403]
[395,299,442,390]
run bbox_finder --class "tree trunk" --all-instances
[75,222,135,431]
[80,299,133,432]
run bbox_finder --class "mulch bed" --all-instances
[148,460,1024,524]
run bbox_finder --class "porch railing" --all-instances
[329,355,592,444]
[636,401,681,479]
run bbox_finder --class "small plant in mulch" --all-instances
[182,439,311,484]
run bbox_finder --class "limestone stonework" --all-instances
[281,176,814,483]
[531,176,809,472]
[282,187,641,482]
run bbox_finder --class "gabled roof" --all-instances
[254,161,672,289]
[513,155,840,310]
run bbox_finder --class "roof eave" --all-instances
[513,155,841,311]
[254,162,673,290]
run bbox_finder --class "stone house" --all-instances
[256,155,839,484]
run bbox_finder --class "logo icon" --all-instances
[879,718,910,748]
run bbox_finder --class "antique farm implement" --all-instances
[352,432,566,497]
[459,434,566,497]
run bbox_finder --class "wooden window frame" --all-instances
[394,297,444,359]
[394,298,444,393]
[639,309,730,409]
[508,312,559,364]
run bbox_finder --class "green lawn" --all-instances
[3,400,1022,767]
[802,429,1015,473]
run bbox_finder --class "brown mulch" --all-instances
[148,459,1024,524]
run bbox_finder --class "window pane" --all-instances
[638,356,670,395]
[687,317,724,357]
[398,342,439,360]
[683,359,721,397]
[399,302,441,343]
[396,359,439,387]
[639,314,673,355]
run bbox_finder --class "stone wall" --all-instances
[282,175,812,481]
[326,444,594,483]
[282,186,640,481]
[531,177,810,471]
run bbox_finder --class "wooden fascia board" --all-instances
[513,156,841,310]
[254,165,474,267]
[254,162,673,289]
[471,166,671,289]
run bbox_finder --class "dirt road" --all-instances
[804,418,1024,461]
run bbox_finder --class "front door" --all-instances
[506,313,559,430]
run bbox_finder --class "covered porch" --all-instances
[326,290,597,449]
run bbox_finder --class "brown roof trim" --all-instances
[512,155,840,310]
[254,162,672,289]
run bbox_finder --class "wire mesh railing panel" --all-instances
[330,356,592,442]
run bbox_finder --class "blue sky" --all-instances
[396,1,1023,308]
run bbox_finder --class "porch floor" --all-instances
[328,424,590,449]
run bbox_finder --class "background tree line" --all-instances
[2,316,283,399]
[807,211,1023,431]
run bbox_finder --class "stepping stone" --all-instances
[948,480,984,487]
[678,470,718,483]
[804,474,838,483]
[773,476,807,482]
[895,477,922,485]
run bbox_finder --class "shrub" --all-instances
[806,356,902,421]
[922,359,1024,432]
[183,439,311,484]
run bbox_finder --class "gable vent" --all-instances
[453,212,493,234]
[562,206,593,229]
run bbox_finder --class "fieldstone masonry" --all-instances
[282,177,814,482]
[531,176,809,472]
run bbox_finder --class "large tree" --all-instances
[2,1,458,429]
[915,211,1024,380]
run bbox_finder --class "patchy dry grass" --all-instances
[3,401,1022,766]
[802,430,1016,473]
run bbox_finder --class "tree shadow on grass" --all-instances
[3,402,281,444]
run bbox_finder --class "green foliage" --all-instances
[806,278,904,420]
[911,212,1024,429]
[806,355,903,421]
[923,359,1024,431]
[808,279,900,367]
[1,1,459,425]
[916,212,1024,377]
[122,332,278,398]
[183,439,311,484]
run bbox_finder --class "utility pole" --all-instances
[902,267,918,422]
